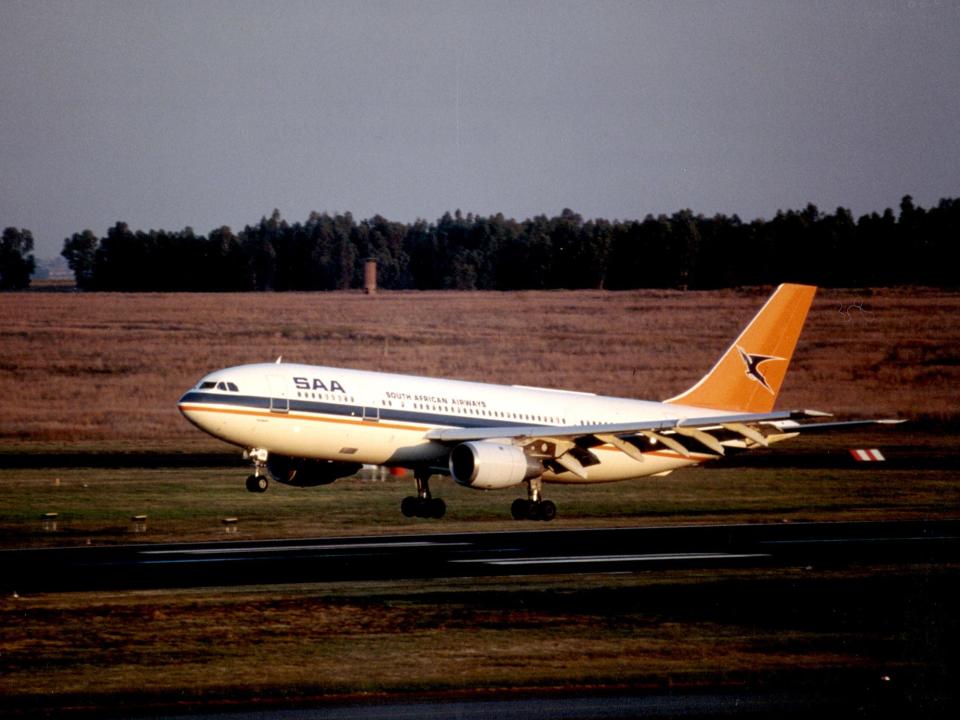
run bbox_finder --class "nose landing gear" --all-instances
[245,474,268,493]
[244,448,269,493]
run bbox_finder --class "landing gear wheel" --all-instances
[246,474,268,493]
[538,500,557,522]
[512,498,532,521]
[401,496,419,517]
[400,469,446,519]
[511,498,556,521]
[244,448,269,493]
[428,498,446,519]
[515,476,555,521]
[527,501,542,521]
[401,496,446,519]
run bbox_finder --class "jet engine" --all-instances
[449,442,542,490]
[266,456,362,487]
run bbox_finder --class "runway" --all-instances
[3,519,959,593]
[150,688,886,720]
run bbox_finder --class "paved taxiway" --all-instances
[3,519,958,593]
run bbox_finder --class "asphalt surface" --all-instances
[2,519,958,593]
[150,689,892,720]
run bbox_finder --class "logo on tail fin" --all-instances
[736,346,783,394]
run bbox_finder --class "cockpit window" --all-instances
[198,379,238,391]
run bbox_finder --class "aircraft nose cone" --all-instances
[177,390,210,431]
[177,391,195,414]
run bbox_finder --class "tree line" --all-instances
[2,196,957,291]
[0,227,36,290]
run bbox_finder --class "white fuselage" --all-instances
[178,362,725,483]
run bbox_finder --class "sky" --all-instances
[2,0,959,259]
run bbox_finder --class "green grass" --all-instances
[2,435,957,548]
[1,429,958,714]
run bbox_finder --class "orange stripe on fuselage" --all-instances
[177,403,433,433]
[179,404,715,463]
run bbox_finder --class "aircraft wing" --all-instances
[425,410,800,444]
[425,411,903,479]
[768,418,907,433]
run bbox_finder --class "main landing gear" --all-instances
[401,469,446,519]
[244,448,269,493]
[511,476,557,521]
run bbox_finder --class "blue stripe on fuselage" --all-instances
[179,391,270,409]
[179,391,540,432]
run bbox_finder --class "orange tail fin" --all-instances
[665,284,817,413]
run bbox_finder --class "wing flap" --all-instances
[720,422,769,447]
[553,452,589,480]
[674,426,726,455]
[640,430,692,458]
[594,433,646,462]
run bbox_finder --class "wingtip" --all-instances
[798,409,834,417]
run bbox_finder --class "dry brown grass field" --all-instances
[1,287,957,446]
[2,288,959,715]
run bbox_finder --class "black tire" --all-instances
[245,475,260,493]
[429,498,446,519]
[511,499,530,521]
[401,496,418,517]
[539,500,557,522]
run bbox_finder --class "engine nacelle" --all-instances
[266,456,362,487]
[449,442,542,490]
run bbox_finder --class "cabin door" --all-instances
[267,375,289,413]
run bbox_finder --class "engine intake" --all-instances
[449,442,542,490]
[267,456,362,487]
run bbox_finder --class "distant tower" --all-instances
[364,258,377,295]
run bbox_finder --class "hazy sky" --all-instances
[3,1,959,259]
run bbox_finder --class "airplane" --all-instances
[177,284,899,521]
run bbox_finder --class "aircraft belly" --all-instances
[543,449,698,484]
[209,410,436,465]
